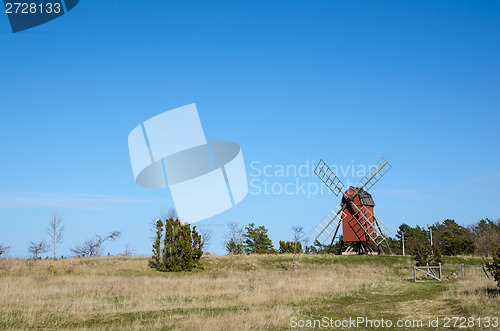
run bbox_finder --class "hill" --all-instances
[0,254,497,330]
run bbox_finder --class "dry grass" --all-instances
[442,273,500,317]
[0,254,497,330]
[0,255,390,330]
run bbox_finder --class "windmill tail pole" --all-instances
[327,222,342,254]
[375,218,392,255]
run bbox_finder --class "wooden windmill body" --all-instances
[311,158,392,255]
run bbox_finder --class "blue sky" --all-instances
[1,1,499,257]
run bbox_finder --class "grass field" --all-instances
[0,254,498,330]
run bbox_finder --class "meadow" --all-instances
[0,254,497,330]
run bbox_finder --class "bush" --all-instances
[413,243,442,266]
[243,223,275,254]
[279,241,302,254]
[150,218,203,272]
[487,244,500,287]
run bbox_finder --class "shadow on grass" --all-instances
[462,287,500,298]
[476,287,500,298]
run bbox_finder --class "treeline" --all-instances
[223,218,499,258]
[393,218,499,257]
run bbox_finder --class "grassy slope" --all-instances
[0,254,497,330]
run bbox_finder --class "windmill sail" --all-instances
[355,157,392,192]
[314,159,345,196]
[311,205,345,244]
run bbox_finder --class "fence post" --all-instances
[439,263,442,281]
[461,264,464,277]
[413,267,416,282]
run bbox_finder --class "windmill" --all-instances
[311,157,393,255]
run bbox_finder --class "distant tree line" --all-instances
[222,218,499,259]
[394,218,499,257]
[0,211,128,260]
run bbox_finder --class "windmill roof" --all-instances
[351,186,375,206]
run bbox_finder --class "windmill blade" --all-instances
[356,157,392,192]
[314,159,345,196]
[347,202,391,246]
[311,205,346,244]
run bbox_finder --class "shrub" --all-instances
[279,241,302,254]
[486,244,500,287]
[243,223,275,254]
[413,243,442,266]
[150,218,203,272]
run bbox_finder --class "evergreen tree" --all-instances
[486,244,500,287]
[413,243,442,266]
[226,239,244,255]
[396,223,428,254]
[468,218,500,257]
[192,226,203,266]
[243,223,275,254]
[150,220,163,269]
[432,245,442,265]
[150,218,203,272]
[224,222,244,255]
[434,219,476,256]
[279,241,302,253]
[309,239,329,254]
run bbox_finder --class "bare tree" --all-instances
[291,226,309,269]
[224,221,244,254]
[28,240,49,260]
[198,227,213,252]
[0,243,12,258]
[46,212,64,259]
[149,208,179,241]
[70,231,121,257]
[166,207,178,220]
[121,243,135,256]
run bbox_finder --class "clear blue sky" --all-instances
[1,1,499,257]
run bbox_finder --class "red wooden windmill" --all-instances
[311,158,393,254]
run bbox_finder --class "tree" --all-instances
[309,239,329,254]
[121,243,135,256]
[46,212,64,259]
[0,243,12,258]
[198,226,213,252]
[150,220,163,268]
[149,208,178,242]
[243,223,275,254]
[28,240,49,260]
[385,236,403,255]
[150,218,203,272]
[292,226,308,254]
[469,218,500,257]
[279,241,302,253]
[433,219,475,256]
[290,226,308,268]
[70,231,121,257]
[192,226,203,263]
[396,223,428,254]
[486,244,500,287]
[413,242,442,266]
[225,221,244,255]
